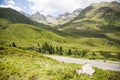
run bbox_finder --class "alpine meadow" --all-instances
[0,1,120,80]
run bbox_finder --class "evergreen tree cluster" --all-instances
[38,42,64,55]
[40,42,55,54]
[9,42,92,58]
[9,42,16,47]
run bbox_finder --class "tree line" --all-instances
[9,42,91,58]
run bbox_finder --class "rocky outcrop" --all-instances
[56,8,82,24]
[29,8,82,25]
[30,12,47,23]
[76,64,95,76]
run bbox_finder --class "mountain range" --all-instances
[1,1,120,80]
[0,1,120,60]
[30,8,82,26]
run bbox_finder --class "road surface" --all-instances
[48,55,120,71]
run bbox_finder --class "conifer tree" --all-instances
[59,47,63,55]
[12,42,16,47]
[68,49,72,55]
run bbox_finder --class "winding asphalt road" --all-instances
[48,55,120,71]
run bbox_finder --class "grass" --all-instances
[0,6,120,62]
[0,8,34,25]
[0,22,120,61]
[0,23,65,47]
[0,3,120,80]
[0,46,120,80]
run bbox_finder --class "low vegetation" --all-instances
[0,46,120,80]
[0,5,120,61]
[0,2,120,79]
[9,42,119,61]
[0,22,120,61]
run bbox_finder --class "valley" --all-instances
[0,1,120,80]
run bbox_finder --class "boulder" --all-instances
[76,63,95,76]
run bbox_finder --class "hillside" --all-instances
[74,1,120,20]
[0,23,65,47]
[0,46,120,80]
[0,1,120,80]
[58,1,120,47]
[60,1,120,30]
[0,7,53,30]
[0,7,67,46]
[0,8,34,25]
[0,2,120,61]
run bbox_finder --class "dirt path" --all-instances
[48,55,120,71]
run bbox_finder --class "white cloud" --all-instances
[27,0,117,16]
[0,0,22,11]
[0,4,22,11]
[75,0,117,8]
[0,0,118,16]
[7,0,15,5]
[28,0,80,15]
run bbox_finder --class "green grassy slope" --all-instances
[0,2,120,80]
[0,7,54,30]
[0,8,65,47]
[0,4,120,61]
[0,23,65,47]
[74,1,120,20]
[0,46,120,80]
[58,1,120,52]
[0,8,34,24]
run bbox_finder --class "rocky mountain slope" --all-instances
[30,8,82,26]
[30,11,47,24]
[59,1,120,46]
[60,2,120,32]
[74,1,120,20]
[57,8,82,24]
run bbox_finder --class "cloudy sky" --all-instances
[0,0,119,16]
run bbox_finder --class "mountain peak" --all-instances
[35,11,40,15]
[30,8,82,26]
[73,8,82,13]
[32,11,44,16]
